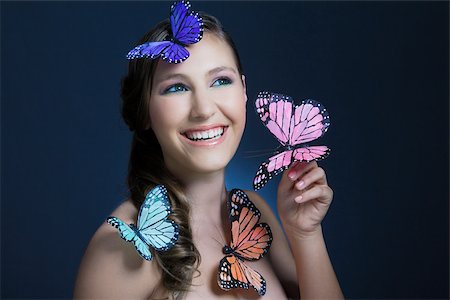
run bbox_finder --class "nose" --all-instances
[189,90,216,120]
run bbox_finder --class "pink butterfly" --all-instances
[253,91,331,191]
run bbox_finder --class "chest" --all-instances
[181,229,287,300]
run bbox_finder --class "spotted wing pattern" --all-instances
[106,185,179,261]
[253,91,331,190]
[126,0,203,63]
[217,189,272,296]
[137,185,179,251]
[106,217,153,260]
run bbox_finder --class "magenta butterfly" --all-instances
[253,91,331,190]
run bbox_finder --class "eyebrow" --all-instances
[158,73,188,82]
[158,66,238,83]
[207,66,238,76]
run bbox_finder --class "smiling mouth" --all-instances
[183,126,227,141]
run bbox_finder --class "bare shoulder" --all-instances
[243,189,278,225]
[73,199,164,299]
[242,190,282,249]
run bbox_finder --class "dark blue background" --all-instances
[2,1,448,299]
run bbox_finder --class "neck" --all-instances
[167,164,228,218]
[184,170,228,214]
[181,171,230,244]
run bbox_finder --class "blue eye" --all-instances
[163,84,188,94]
[212,77,232,87]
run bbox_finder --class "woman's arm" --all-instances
[284,225,343,299]
[277,161,344,299]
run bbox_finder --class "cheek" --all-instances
[221,93,246,131]
[235,102,246,127]
[149,99,187,131]
[231,91,247,124]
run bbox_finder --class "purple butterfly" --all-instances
[126,0,203,64]
[253,92,331,191]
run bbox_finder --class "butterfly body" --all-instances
[127,223,151,247]
[106,185,179,261]
[222,245,234,255]
[222,245,248,263]
[253,92,331,190]
[126,0,203,64]
[218,189,273,296]
[169,37,184,46]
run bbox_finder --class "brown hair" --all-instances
[120,13,243,300]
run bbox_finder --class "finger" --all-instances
[294,185,333,204]
[287,161,317,181]
[285,161,300,177]
[280,161,299,184]
[295,167,328,190]
[279,162,300,191]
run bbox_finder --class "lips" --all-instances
[182,125,228,142]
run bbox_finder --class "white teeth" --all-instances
[186,127,225,141]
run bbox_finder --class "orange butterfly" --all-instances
[218,189,273,296]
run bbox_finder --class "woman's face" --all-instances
[149,33,247,177]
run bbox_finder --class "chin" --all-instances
[191,157,230,173]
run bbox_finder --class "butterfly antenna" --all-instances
[211,236,223,247]
[243,149,275,159]
[212,223,227,246]
[244,153,272,159]
[244,148,275,154]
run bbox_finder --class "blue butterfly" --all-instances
[126,0,204,64]
[106,185,179,261]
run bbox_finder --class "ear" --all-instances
[241,74,248,103]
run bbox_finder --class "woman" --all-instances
[74,8,344,300]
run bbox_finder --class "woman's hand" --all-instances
[277,161,334,239]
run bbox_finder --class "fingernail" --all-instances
[295,195,303,203]
[297,181,305,189]
[288,171,296,180]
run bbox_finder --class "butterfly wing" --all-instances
[252,144,331,190]
[255,91,293,146]
[228,189,272,260]
[126,1,202,63]
[253,150,293,190]
[254,92,331,190]
[255,92,330,146]
[107,216,135,242]
[218,254,267,296]
[127,39,189,63]
[137,185,179,252]
[106,216,153,261]
[293,145,331,162]
[160,43,190,64]
[126,41,172,60]
[289,99,330,145]
[170,0,203,45]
